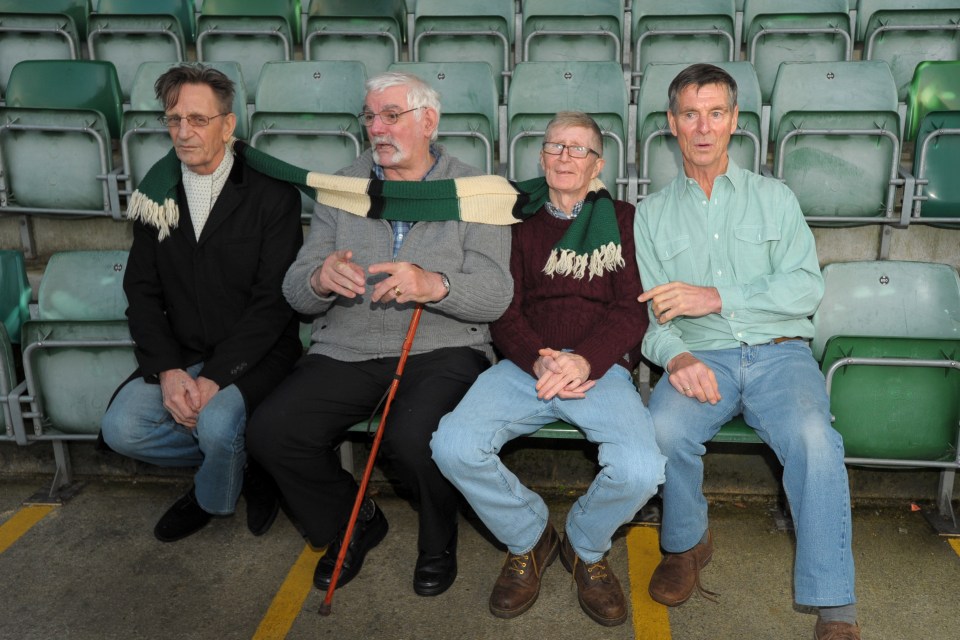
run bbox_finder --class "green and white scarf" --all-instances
[128,140,623,279]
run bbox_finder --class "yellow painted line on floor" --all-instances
[626,526,672,640]
[252,544,325,640]
[948,538,960,557]
[0,505,56,555]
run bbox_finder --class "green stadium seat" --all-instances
[743,0,853,103]
[0,249,30,345]
[812,260,960,526]
[87,0,196,101]
[904,60,960,225]
[507,61,629,199]
[16,250,136,492]
[303,0,405,79]
[196,0,301,102]
[635,61,762,200]
[120,61,249,199]
[250,60,367,217]
[630,0,737,102]
[388,61,499,174]
[857,0,960,102]
[520,0,623,64]
[412,0,515,101]
[0,60,123,219]
[0,0,90,98]
[0,323,21,442]
[768,61,905,225]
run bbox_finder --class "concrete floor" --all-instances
[1,476,959,640]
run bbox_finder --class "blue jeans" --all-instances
[101,363,247,515]
[649,341,855,607]
[431,360,665,563]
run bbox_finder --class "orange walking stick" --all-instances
[318,303,424,616]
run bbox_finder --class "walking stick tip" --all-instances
[318,601,332,617]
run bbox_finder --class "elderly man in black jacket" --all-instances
[101,64,303,542]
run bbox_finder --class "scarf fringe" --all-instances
[543,242,623,280]
[128,190,179,241]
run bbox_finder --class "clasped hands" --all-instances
[159,369,220,428]
[311,249,447,304]
[533,348,594,401]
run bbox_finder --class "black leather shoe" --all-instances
[154,488,212,542]
[414,531,458,597]
[314,501,388,590]
[242,462,280,537]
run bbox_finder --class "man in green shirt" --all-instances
[633,64,860,639]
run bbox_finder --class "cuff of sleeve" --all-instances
[716,284,745,318]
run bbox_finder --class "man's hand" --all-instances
[194,376,221,412]
[368,262,448,304]
[666,352,721,405]
[310,249,366,298]
[533,348,595,400]
[638,282,722,324]
[159,369,200,428]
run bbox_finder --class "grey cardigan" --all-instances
[283,148,513,362]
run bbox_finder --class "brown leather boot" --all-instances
[815,619,861,639]
[558,535,628,627]
[648,529,716,606]
[488,523,560,619]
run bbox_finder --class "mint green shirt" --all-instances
[633,160,824,369]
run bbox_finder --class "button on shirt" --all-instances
[633,159,824,369]
[182,151,234,241]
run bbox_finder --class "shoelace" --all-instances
[505,552,535,577]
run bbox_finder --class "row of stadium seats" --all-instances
[2,249,959,523]
[0,1,958,105]
[1,57,958,227]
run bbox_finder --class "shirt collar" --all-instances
[544,199,583,219]
[677,156,744,198]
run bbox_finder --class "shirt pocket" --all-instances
[658,235,691,261]
[732,225,780,277]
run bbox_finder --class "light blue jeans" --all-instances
[101,363,247,515]
[431,360,666,563]
[649,340,855,607]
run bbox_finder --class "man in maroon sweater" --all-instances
[431,112,665,626]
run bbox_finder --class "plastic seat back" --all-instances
[0,249,31,345]
[636,61,762,198]
[304,0,405,78]
[630,0,737,96]
[769,61,901,223]
[251,61,367,214]
[857,0,960,101]
[521,0,623,63]
[813,260,960,460]
[389,61,499,173]
[0,0,90,97]
[197,0,301,102]
[507,61,628,198]
[743,0,853,102]
[88,0,196,100]
[37,251,129,321]
[413,0,515,100]
[0,60,122,215]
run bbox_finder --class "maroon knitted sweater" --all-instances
[491,200,648,380]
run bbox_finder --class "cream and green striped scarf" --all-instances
[128,140,623,279]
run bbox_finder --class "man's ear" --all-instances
[421,107,439,139]
[221,112,237,142]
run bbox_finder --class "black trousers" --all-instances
[246,347,489,554]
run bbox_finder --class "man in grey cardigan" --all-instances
[246,72,512,598]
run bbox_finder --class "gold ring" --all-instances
[682,387,691,392]
[394,286,402,297]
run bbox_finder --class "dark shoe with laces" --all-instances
[559,534,628,627]
[242,462,280,537]
[154,488,213,542]
[648,529,717,606]
[413,529,458,597]
[488,523,559,619]
[815,619,862,640]
[313,501,388,590]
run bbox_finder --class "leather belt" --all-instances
[772,336,804,344]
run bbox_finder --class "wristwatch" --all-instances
[438,272,451,299]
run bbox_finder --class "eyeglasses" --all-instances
[158,113,228,128]
[356,107,422,126]
[541,142,600,159]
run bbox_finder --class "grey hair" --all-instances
[544,111,604,156]
[667,63,738,115]
[154,63,235,114]
[365,72,442,141]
